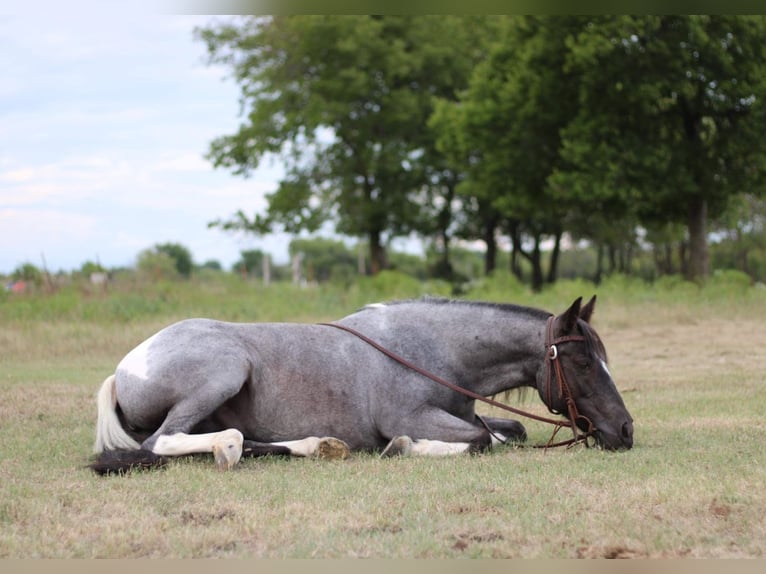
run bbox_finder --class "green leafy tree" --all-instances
[433,16,587,290]
[137,250,179,280]
[154,243,194,278]
[289,237,357,283]
[558,15,766,282]
[198,16,482,275]
[12,263,43,286]
[233,249,266,277]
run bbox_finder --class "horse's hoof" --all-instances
[317,437,350,460]
[212,429,244,470]
[381,436,413,457]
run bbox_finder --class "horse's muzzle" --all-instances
[595,418,634,450]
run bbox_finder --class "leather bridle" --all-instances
[320,316,597,450]
[541,315,597,448]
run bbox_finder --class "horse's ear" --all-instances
[579,295,597,324]
[556,297,583,334]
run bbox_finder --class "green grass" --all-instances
[1,274,765,557]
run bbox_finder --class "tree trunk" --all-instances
[608,244,617,274]
[594,243,604,284]
[432,227,454,281]
[368,229,388,275]
[516,231,544,292]
[435,183,455,281]
[508,220,523,281]
[546,229,562,284]
[686,196,709,282]
[483,215,498,276]
[678,241,688,279]
[530,236,543,292]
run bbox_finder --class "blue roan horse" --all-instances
[91,296,633,474]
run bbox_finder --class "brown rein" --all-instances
[320,317,596,449]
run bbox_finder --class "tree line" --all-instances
[196,16,766,290]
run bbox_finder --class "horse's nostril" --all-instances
[621,420,633,439]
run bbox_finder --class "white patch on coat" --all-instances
[600,359,612,379]
[117,332,159,380]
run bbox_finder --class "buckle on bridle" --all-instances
[548,344,558,361]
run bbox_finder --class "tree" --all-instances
[433,17,587,290]
[197,16,482,275]
[559,16,766,282]
[154,243,194,278]
[12,263,43,286]
[137,250,179,280]
[137,243,194,279]
[288,237,357,283]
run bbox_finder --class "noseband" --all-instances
[321,316,597,449]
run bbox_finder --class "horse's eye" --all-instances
[572,358,591,370]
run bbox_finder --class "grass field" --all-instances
[1,273,765,558]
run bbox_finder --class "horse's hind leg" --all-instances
[140,380,248,470]
[152,429,244,470]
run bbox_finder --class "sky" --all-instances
[0,9,299,275]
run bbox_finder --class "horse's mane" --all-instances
[578,317,608,363]
[367,296,552,322]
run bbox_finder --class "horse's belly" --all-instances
[248,396,380,450]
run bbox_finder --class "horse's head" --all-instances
[539,296,634,450]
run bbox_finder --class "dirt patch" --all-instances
[451,531,504,551]
[576,544,648,559]
[709,498,733,519]
[346,522,403,535]
[179,508,236,526]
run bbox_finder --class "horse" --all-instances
[90,295,633,474]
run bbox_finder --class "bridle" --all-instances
[320,316,597,450]
[541,315,597,448]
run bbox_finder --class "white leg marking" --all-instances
[153,429,243,456]
[117,332,159,380]
[271,437,350,459]
[272,437,322,457]
[410,439,471,456]
[153,429,244,470]
[490,432,507,447]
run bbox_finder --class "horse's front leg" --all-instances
[269,437,351,460]
[380,407,492,458]
[478,416,528,444]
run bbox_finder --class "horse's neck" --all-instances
[379,303,547,396]
[451,312,545,396]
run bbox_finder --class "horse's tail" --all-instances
[91,374,167,475]
[93,374,141,453]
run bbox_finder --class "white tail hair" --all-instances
[93,374,141,453]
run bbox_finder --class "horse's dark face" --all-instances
[541,297,634,450]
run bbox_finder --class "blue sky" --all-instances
[0,9,295,275]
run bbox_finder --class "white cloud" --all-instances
[0,13,299,274]
[0,208,98,270]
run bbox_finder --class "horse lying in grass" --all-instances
[90,296,633,474]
